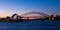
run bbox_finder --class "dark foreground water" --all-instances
[0,20,60,30]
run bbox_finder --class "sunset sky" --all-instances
[0,0,60,17]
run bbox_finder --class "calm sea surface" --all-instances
[0,20,60,30]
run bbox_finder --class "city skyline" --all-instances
[0,0,60,17]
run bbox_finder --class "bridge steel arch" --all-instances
[21,12,49,17]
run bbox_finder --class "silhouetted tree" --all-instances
[45,17,49,20]
[6,16,10,19]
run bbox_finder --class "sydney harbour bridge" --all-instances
[11,12,49,20]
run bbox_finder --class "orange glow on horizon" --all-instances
[0,12,22,18]
[0,12,12,18]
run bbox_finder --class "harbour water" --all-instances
[0,20,60,30]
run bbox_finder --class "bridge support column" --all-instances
[27,17,29,20]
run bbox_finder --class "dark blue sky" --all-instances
[0,0,60,17]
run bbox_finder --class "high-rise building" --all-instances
[55,15,60,20]
[50,15,55,21]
